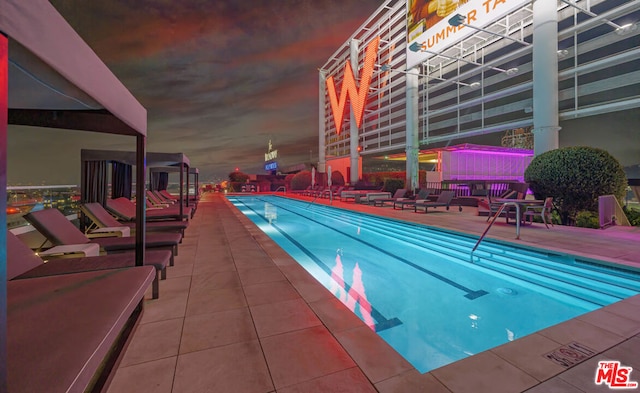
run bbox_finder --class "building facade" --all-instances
[319,0,640,189]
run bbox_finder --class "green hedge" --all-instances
[524,146,627,224]
[290,170,312,190]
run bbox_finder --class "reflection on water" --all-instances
[330,252,376,330]
[264,202,277,224]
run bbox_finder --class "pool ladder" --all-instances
[274,186,286,195]
[470,204,509,262]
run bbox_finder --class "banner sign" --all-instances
[406,0,528,69]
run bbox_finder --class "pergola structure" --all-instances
[1,1,148,389]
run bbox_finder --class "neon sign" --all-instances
[326,36,380,133]
[264,139,278,161]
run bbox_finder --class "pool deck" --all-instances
[107,192,640,393]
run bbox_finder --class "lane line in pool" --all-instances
[236,199,403,332]
[250,197,488,300]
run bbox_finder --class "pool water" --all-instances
[228,195,640,373]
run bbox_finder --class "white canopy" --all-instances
[1,0,146,135]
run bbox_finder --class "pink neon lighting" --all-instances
[326,36,380,133]
[330,254,375,331]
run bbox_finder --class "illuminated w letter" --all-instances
[326,36,380,133]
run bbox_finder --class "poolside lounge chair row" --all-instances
[7,191,199,391]
[354,188,462,213]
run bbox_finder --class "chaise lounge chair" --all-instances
[81,202,188,238]
[7,245,155,392]
[373,189,408,207]
[393,189,431,210]
[413,190,459,213]
[107,197,191,221]
[8,230,170,299]
[24,208,181,265]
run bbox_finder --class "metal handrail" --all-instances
[471,202,523,261]
[274,186,286,195]
[470,203,507,262]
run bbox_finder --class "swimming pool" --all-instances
[228,195,640,373]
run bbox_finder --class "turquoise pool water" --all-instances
[228,195,640,373]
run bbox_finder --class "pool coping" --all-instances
[224,194,640,392]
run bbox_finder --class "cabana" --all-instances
[2,1,151,391]
[81,149,193,220]
[150,165,200,207]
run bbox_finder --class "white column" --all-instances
[405,67,420,192]
[318,69,327,174]
[349,39,360,183]
[532,0,560,155]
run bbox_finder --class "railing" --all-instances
[471,202,526,261]
[274,186,286,195]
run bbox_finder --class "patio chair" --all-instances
[523,197,554,228]
[413,190,458,213]
[373,189,408,207]
[81,202,188,238]
[8,231,170,299]
[393,189,431,210]
[486,189,520,221]
[24,208,181,265]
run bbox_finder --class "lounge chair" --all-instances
[8,231,170,299]
[523,197,554,228]
[81,202,188,238]
[373,189,408,207]
[413,190,458,213]
[7,253,155,392]
[107,197,190,221]
[393,189,431,210]
[24,208,181,265]
[146,190,172,207]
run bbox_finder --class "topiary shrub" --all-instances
[623,206,640,226]
[228,171,249,183]
[284,174,295,190]
[575,210,600,229]
[290,170,312,190]
[383,178,405,195]
[524,146,627,224]
[330,170,345,186]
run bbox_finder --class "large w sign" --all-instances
[326,36,380,133]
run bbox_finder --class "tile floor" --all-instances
[107,192,640,392]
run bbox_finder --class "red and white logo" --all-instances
[595,361,638,389]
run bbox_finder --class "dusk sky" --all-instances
[7,0,638,186]
[8,0,384,185]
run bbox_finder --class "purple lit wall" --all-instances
[440,149,533,181]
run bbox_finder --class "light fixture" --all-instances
[446,14,530,46]
[409,42,422,52]
[504,67,519,76]
[615,22,638,36]
[378,64,480,88]
[557,49,569,58]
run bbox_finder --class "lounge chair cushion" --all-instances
[82,202,188,234]
[8,267,155,393]
[24,207,91,245]
[92,232,181,252]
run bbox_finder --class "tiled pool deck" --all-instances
[107,192,640,393]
